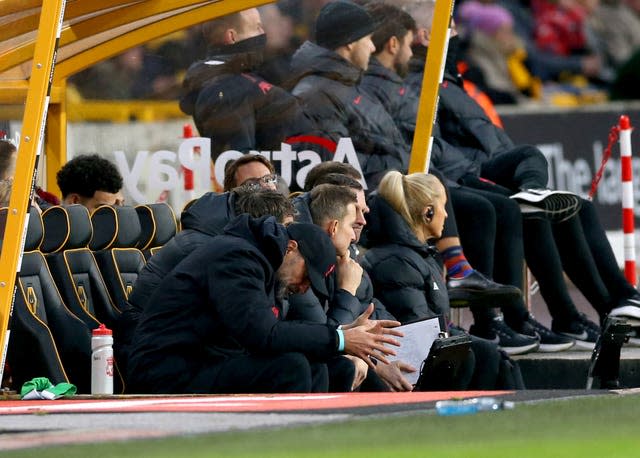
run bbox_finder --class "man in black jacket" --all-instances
[116,187,295,375]
[127,187,294,315]
[401,1,579,222]
[180,8,331,190]
[289,0,410,189]
[359,1,571,354]
[402,0,640,348]
[289,175,417,391]
[127,215,400,394]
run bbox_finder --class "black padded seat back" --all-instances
[89,205,119,251]
[17,251,94,393]
[41,204,92,253]
[110,249,146,298]
[7,284,69,390]
[96,205,142,249]
[0,206,42,252]
[91,205,146,309]
[40,205,70,253]
[60,248,121,327]
[136,203,177,253]
[41,205,120,329]
[90,205,142,249]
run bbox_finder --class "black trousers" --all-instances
[460,169,638,325]
[450,184,529,327]
[480,145,549,191]
[457,174,581,325]
[553,199,639,320]
[183,352,329,394]
[128,352,327,394]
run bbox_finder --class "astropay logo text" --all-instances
[115,137,365,203]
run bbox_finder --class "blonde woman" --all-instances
[362,170,526,389]
[361,171,450,322]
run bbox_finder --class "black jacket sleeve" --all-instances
[211,250,338,360]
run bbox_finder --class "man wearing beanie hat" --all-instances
[315,1,377,55]
[289,1,413,189]
[401,1,640,352]
[127,214,401,394]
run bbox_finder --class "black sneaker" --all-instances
[608,298,640,327]
[470,316,539,355]
[518,315,575,352]
[510,188,581,223]
[552,313,600,350]
[447,271,522,307]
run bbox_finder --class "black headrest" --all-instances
[41,205,92,253]
[0,206,43,252]
[136,203,177,250]
[90,205,141,250]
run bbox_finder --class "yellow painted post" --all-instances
[45,80,67,199]
[0,0,66,383]
[408,0,455,174]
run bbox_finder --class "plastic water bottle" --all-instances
[435,397,514,416]
[91,324,114,395]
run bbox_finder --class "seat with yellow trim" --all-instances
[41,204,121,330]
[89,205,146,312]
[135,202,178,259]
[2,207,92,393]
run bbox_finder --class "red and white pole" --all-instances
[182,124,196,201]
[619,115,637,287]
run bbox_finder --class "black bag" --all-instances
[414,334,472,391]
[496,350,526,390]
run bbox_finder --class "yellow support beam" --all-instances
[66,100,186,122]
[0,0,141,43]
[1,0,212,72]
[408,0,455,174]
[0,80,64,104]
[46,80,67,199]
[54,0,274,81]
[0,0,66,383]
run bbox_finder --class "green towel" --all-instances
[20,377,77,400]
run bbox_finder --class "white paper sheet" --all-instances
[386,317,442,385]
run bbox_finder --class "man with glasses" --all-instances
[223,154,278,191]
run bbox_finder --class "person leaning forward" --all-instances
[126,214,401,394]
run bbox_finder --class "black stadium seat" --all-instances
[135,202,178,259]
[41,205,120,329]
[90,205,146,311]
[1,207,92,393]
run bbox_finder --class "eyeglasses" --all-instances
[242,173,278,188]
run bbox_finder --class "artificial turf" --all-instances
[4,394,640,457]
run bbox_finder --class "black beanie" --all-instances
[314,1,376,50]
